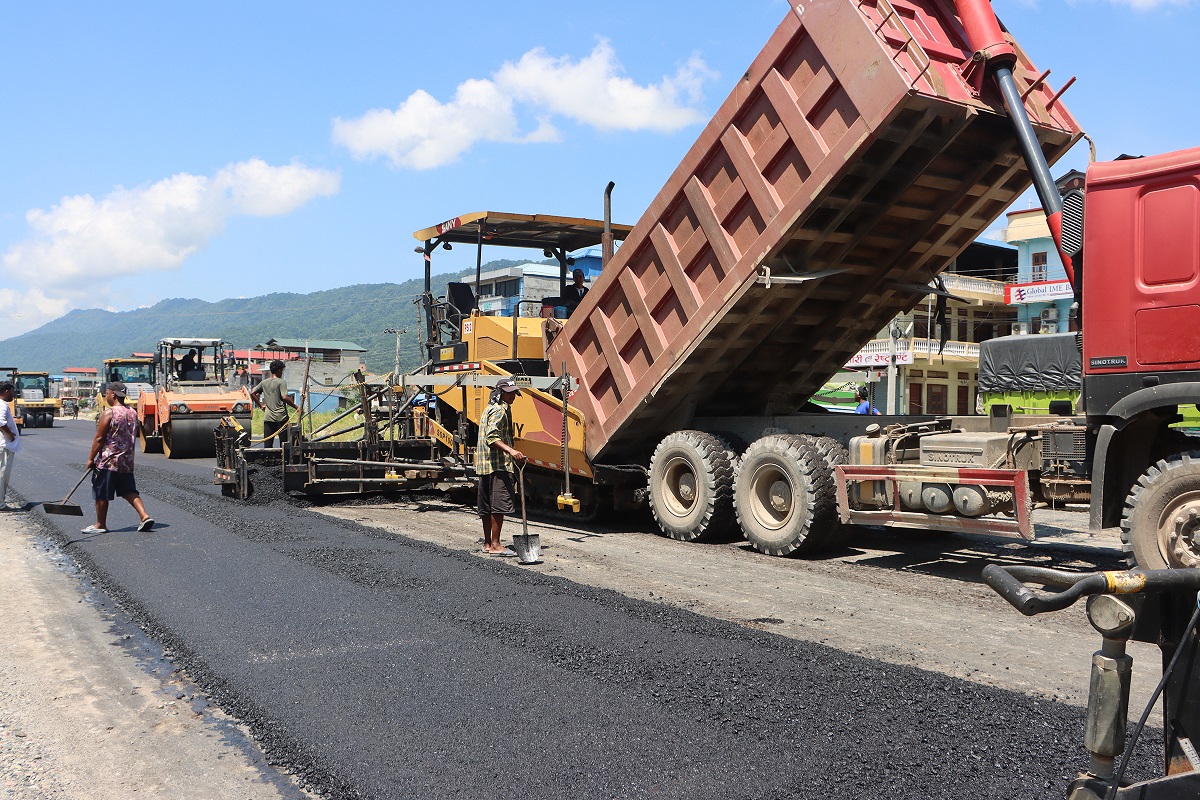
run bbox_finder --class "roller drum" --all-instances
[163,417,222,459]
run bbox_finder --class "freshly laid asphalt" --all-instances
[8,422,1161,799]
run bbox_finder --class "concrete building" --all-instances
[1003,207,1074,335]
[473,248,604,316]
[833,240,1018,415]
[251,338,368,412]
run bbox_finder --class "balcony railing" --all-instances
[939,273,1006,300]
[847,337,980,366]
[911,338,979,359]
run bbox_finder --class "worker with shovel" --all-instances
[82,382,154,534]
[476,377,526,556]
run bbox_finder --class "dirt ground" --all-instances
[0,513,304,800]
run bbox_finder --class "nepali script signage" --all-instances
[1004,280,1073,304]
[845,351,914,368]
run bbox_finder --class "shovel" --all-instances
[44,469,92,516]
[512,462,541,565]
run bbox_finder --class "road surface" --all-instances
[0,419,1169,799]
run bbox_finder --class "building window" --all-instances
[1032,251,1048,282]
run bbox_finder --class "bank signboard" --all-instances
[1004,280,1073,304]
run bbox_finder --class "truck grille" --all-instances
[1045,430,1087,461]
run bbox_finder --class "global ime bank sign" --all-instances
[1003,280,1073,304]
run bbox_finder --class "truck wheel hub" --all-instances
[769,480,791,512]
[677,474,695,503]
[1167,505,1200,568]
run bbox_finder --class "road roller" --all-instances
[12,371,59,428]
[138,337,252,459]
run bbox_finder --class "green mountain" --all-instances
[0,266,499,375]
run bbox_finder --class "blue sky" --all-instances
[1,0,1196,337]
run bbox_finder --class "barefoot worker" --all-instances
[82,382,154,534]
[476,377,527,556]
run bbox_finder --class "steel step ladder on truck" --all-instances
[139,338,252,459]
[215,0,1200,572]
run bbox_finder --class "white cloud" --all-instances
[332,79,557,170]
[1109,0,1189,8]
[495,41,714,133]
[2,159,339,290]
[333,41,714,169]
[0,287,74,336]
[0,159,339,335]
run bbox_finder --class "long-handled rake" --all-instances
[44,469,92,516]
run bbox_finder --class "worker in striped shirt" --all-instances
[476,377,527,556]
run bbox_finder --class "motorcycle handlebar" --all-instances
[982,565,1200,617]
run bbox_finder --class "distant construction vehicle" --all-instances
[12,371,59,428]
[139,338,251,458]
[100,356,155,403]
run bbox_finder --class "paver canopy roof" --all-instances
[413,212,631,252]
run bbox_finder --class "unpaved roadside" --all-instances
[0,512,306,800]
[316,498,1165,721]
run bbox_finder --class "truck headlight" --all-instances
[232,402,248,413]
[170,403,191,414]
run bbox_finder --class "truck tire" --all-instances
[805,435,849,546]
[734,434,837,556]
[648,430,738,542]
[1121,451,1200,569]
[41,412,52,428]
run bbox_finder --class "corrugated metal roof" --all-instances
[261,338,367,352]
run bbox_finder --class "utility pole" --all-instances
[384,328,406,378]
[886,321,900,415]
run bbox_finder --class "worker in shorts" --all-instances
[83,382,154,534]
[251,360,298,447]
[476,377,527,556]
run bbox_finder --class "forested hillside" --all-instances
[0,267,490,375]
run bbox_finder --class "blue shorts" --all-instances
[92,468,138,501]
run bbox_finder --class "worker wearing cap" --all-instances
[83,382,154,534]
[475,377,527,556]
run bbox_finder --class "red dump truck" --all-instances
[246,0,1198,573]
[542,0,1195,571]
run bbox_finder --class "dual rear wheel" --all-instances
[647,430,844,555]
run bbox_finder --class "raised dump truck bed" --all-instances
[549,0,1081,462]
